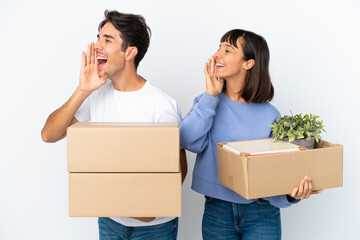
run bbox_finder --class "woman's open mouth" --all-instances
[216,63,225,71]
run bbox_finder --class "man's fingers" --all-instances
[90,42,95,65]
[95,49,98,69]
[86,44,91,66]
[81,51,87,69]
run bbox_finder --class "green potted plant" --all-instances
[269,112,325,149]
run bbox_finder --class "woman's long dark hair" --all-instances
[221,29,274,103]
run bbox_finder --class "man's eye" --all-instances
[106,39,111,43]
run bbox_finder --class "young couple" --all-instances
[41,10,322,240]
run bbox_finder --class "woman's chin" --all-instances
[215,73,225,79]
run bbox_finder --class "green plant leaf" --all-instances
[269,110,325,142]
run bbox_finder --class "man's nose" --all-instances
[94,41,102,51]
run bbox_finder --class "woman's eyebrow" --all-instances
[220,43,236,49]
[225,43,236,49]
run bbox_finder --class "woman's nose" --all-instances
[214,50,221,59]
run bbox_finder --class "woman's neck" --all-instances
[224,76,246,102]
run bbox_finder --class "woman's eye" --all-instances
[225,50,230,53]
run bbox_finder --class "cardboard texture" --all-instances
[69,172,182,217]
[217,139,343,200]
[67,122,180,172]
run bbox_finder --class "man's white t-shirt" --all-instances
[74,80,181,227]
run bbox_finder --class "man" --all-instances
[41,10,187,240]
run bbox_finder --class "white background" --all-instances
[1,0,359,239]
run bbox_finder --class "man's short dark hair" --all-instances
[98,10,151,69]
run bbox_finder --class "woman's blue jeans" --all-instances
[202,196,281,240]
[98,217,178,240]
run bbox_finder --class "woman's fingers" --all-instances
[206,58,212,76]
[210,56,215,76]
[296,179,304,199]
[218,78,224,86]
[205,57,223,97]
[312,189,323,194]
[204,61,211,83]
[290,187,298,198]
[302,177,309,199]
[305,177,312,199]
[290,176,323,200]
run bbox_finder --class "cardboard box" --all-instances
[67,122,179,172]
[69,172,182,217]
[217,139,343,200]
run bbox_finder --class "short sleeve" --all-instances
[158,101,182,124]
[74,96,90,122]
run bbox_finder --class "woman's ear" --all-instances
[125,47,138,62]
[244,59,255,70]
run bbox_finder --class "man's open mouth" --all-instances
[97,56,108,68]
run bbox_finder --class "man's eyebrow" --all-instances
[104,34,114,39]
[97,34,114,39]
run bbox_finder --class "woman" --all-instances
[180,29,322,239]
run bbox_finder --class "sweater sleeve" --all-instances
[263,195,300,208]
[180,93,219,153]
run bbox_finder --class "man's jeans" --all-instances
[202,196,281,240]
[98,217,178,240]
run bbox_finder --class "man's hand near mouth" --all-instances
[79,42,108,95]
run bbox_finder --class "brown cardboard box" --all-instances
[217,139,343,200]
[69,172,182,217]
[67,122,179,172]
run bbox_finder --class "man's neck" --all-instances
[110,67,146,92]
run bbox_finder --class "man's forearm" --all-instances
[180,149,187,183]
[41,87,90,143]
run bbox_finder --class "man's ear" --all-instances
[125,47,138,62]
[244,59,255,70]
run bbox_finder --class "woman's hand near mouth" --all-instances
[205,56,224,97]
[79,42,108,94]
